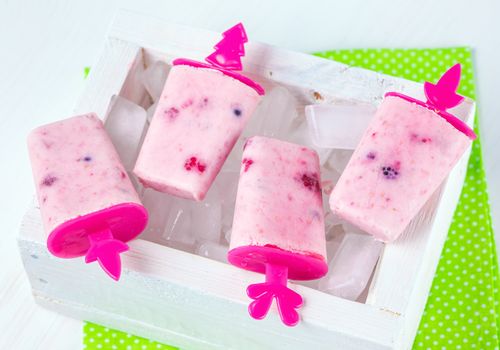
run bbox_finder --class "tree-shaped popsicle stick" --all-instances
[205,23,248,71]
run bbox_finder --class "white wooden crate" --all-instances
[18,9,475,350]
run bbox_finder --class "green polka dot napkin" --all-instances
[84,324,177,350]
[84,47,499,349]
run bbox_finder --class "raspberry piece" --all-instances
[242,158,254,172]
[184,156,206,173]
[301,173,321,192]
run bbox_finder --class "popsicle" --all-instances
[27,113,148,280]
[134,23,264,201]
[329,64,476,242]
[228,136,328,326]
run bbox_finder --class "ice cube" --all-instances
[213,170,239,233]
[141,60,170,102]
[324,220,345,262]
[305,103,376,150]
[287,121,332,166]
[325,238,341,263]
[120,58,148,105]
[318,232,383,301]
[197,242,228,263]
[326,223,345,242]
[223,228,232,245]
[324,211,343,229]
[104,95,147,171]
[127,171,145,198]
[222,137,246,172]
[326,149,354,174]
[164,200,194,246]
[356,269,376,303]
[140,189,195,249]
[296,279,320,290]
[341,221,367,235]
[243,86,298,139]
[221,206,235,239]
[146,102,157,124]
[140,189,173,242]
[191,188,222,243]
[321,165,342,196]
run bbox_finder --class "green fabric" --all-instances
[83,66,91,79]
[84,47,498,350]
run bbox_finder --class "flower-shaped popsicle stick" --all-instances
[85,229,129,281]
[424,63,464,111]
[385,63,476,140]
[246,263,303,327]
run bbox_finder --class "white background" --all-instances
[0,0,499,348]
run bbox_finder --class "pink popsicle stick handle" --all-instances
[205,23,248,71]
[246,263,303,327]
[85,228,129,281]
[385,63,476,140]
[424,63,464,111]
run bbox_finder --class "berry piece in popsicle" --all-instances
[134,23,264,201]
[329,64,475,242]
[228,136,328,326]
[27,114,148,280]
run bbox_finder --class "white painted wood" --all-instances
[16,10,476,350]
[20,209,399,350]
[73,38,143,118]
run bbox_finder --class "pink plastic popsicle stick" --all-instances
[85,229,129,281]
[205,23,248,71]
[172,22,265,95]
[247,263,303,327]
[424,63,464,111]
[386,63,476,140]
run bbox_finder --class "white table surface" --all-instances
[1,0,499,349]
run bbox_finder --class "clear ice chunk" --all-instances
[197,242,229,263]
[191,188,222,243]
[324,218,345,263]
[325,211,343,229]
[342,221,367,235]
[321,162,342,197]
[305,103,376,150]
[104,95,147,171]
[146,102,157,124]
[287,120,332,166]
[318,232,383,301]
[222,137,246,173]
[243,86,298,139]
[325,238,341,264]
[141,60,170,102]
[140,189,196,251]
[127,171,145,198]
[213,170,240,234]
[164,201,194,245]
[223,228,232,245]
[326,149,354,174]
[296,279,320,290]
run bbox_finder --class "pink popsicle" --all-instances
[134,23,264,201]
[329,64,475,242]
[228,136,328,326]
[27,114,148,280]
